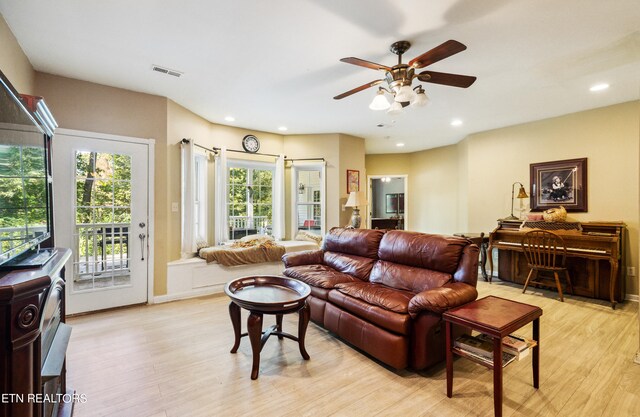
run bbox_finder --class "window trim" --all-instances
[291,162,326,237]
[226,159,276,240]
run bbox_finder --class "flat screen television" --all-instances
[0,71,54,268]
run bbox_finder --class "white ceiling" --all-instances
[1,0,639,154]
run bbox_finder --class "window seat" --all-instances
[160,240,318,303]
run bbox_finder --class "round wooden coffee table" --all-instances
[224,275,311,380]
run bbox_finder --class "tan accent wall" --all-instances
[367,101,640,296]
[34,73,170,296]
[168,107,286,248]
[166,100,213,260]
[365,154,411,176]
[284,134,341,234]
[0,14,34,94]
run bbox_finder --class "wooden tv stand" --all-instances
[0,248,73,417]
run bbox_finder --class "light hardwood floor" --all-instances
[66,279,640,417]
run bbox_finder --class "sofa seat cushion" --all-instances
[328,285,412,335]
[284,265,359,291]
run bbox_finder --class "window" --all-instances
[292,164,324,236]
[227,161,274,240]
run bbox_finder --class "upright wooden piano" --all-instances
[488,220,626,308]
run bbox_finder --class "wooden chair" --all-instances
[521,230,574,301]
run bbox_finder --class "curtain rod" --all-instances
[285,158,325,162]
[180,138,283,158]
[180,139,324,162]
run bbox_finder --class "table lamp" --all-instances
[504,182,529,220]
[345,191,364,228]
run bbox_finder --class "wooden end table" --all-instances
[443,296,543,417]
[225,275,311,380]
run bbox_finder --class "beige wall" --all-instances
[338,134,366,227]
[34,73,171,295]
[466,101,639,295]
[0,14,34,94]
[409,145,460,234]
[367,101,640,296]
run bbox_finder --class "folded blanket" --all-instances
[198,238,286,266]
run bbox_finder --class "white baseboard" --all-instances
[625,294,639,302]
[154,284,225,304]
[634,351,640,365]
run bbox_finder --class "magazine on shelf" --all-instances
[454,334,494,360]
[503,335,528,352]
[472,333,536,361]
[454,342,517,367]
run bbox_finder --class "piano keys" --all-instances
[488,220,626,308]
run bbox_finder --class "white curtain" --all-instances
[180,140,196,257]
[272,154,286,240]
[214,147,228,245]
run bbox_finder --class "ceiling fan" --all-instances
[333,40,477,113]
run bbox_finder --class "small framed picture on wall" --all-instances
[347,169,359,193]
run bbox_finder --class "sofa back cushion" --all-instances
[324,252,376,281]
[369,261,452,293]
[370,231,470,293]
[378,231,468,273]
[323,227,385,259]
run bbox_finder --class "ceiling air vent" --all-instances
[152,65,183,78]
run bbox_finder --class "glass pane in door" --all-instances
[295,170,322,235]
[73,151,131,292]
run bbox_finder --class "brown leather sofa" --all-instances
[282,227,479,370]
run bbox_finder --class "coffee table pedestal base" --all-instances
[229,302,311,380]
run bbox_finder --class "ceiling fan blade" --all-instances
[340,57,391,71]
[333,80,384,100]
[408,40,467,69]
[417,71,477,88]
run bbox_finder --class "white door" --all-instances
[53,130,152,314]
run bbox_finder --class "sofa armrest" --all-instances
[408,282,478,317]
[282,249,324,268]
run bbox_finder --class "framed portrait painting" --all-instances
[347,169,359,193]
[530,158,587,212]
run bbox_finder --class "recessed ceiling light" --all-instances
[224,116,235,122]
[589,83,609,92]
[396,143,405,147]
[278,126,288,131]
[451,119,463,127]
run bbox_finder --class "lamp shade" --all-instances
[516,186,529,199]
[369,90,391,110]
[345,191,362,207]
[411,89,429,107]
[386,100,403,115]
[394,85,416,103]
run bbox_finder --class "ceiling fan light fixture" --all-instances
[387,101,403,115]
[394,84,416,103]
[411,87,429,107]
[369,89,391,110]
